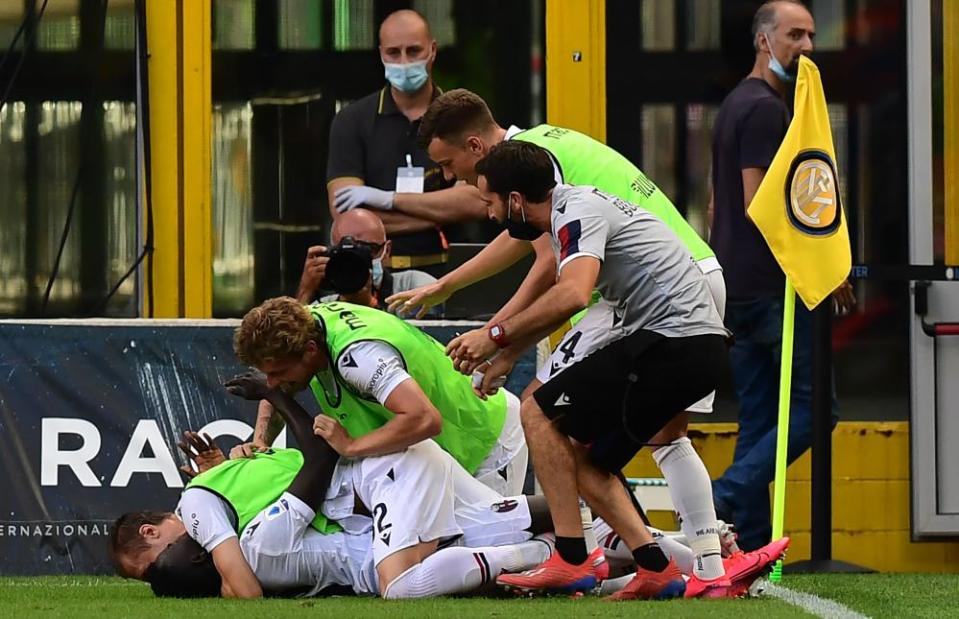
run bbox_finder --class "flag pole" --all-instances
[769,277,796,583]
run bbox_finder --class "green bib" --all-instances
[513,124,714,262]
[187,448,340,534]
[308,302,506,474]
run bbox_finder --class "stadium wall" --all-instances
[0,319,534,575]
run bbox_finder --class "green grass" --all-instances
[784,573,959,618]
[0,574,957,618]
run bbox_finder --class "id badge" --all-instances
[396,166,425,193]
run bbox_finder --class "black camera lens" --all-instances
[325,236,373,294]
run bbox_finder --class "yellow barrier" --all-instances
[623,422,959,572]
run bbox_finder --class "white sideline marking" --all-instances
[1,580,142,587]
[766,582,870,619]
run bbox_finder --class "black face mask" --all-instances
[504,198,543,241]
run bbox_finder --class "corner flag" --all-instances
[747,56,852,310]
[747,56,852,582]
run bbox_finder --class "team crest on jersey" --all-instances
[490,499,519,513]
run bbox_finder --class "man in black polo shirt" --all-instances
[326,9,486,278]
[709,0,854,552]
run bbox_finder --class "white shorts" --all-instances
[453,494,535,548]
[537,263,727,414]
[240,492,379,597]
[350,440,464,567]
[473,391,529,496]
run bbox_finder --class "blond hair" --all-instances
[234,297,321,366]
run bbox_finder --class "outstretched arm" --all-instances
[225,372,338,512]
[386,230,537,317]
[391,183,488,224]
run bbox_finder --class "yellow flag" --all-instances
[747,56,851,310]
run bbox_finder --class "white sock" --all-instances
[381,541,550,599]
[580,498,598,553]
[653,437,724,580]
[592,519,694,575]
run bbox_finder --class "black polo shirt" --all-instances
[710,78,790,299]
[327,84,453,259]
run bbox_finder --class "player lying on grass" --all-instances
[110,370,554,599]
[111,430,778,600]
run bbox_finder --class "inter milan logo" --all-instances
[784,150,842,236]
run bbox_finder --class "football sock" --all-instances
[653,437,725,580]
[382,541,550,598]
[555,535,589,565]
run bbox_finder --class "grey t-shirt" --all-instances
[549,184,726,339]
[320,268,440,318]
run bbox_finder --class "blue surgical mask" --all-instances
[371,258,384,289]
[765,34,796,83]
[383,58,430,93]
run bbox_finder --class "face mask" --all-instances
[765,34,796,83]
[504,197,543,241]
[383,58,430,93]
[371,258,384,289]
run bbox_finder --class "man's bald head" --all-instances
[331,209,387,246]
[379,9,435,70]
[379,9,431,42]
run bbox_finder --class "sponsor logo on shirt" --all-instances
[366,358,390,394]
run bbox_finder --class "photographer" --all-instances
[296,209,441,317]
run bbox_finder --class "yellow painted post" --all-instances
[945,1,958,264]
[545,0,606,142]
[146,1,180,317]
[181,0,213,317]
[145,0,212,317]
[544,0,606,346]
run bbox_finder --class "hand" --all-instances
[225,371,274,401]
[832,280,856,316]
[296,245,329,302]
[446,327,499,375]
[313,415,355,456]
[471,355,514,400]
[177,431,226,477]
[334,186,395,213]
[385,280,452,319]
[229,442,266,460]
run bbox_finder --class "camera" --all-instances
[324,236,374,295]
